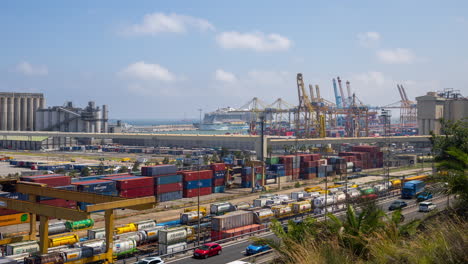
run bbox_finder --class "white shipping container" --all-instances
[158,242,188,255]
[180,211,203,224]
[334,192,346,203]
[233,176,242,184]
[87,228,106,240]
[292,201,312,214]
[73,239,106,254]
[347,190,361,199]
[5,253,30,263]
[346,162,354,168]
[313,195,335,208]
[275,194,290,201]
[259,194,275,199]
[6,241,39,256]
[253,209,274,222]
[48,221,67,235]
[211,210,254,231]
[117,232,142,245]
[235,202,250,210]
[158,228,187,245]
[265,179,276,184]
[134,220,157,230]
[61,247,93,262]
[271,205,292,218]
[113,239,136,255]
[290,192,304,200]
[144,226,165,242]
[210,202,233,215]
[253,198,269,208]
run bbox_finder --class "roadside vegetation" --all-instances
[257,118,468,264]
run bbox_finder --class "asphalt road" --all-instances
[163,195,448,264]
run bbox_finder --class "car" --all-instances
[419,202,437,212]
[193,243,222,258]
[416,191,433,202]
[135,257,164,264]
[245,242,271,255]
[388,200,408,211]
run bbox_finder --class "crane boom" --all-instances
[332,78,342,108]
[309,84,315,101]
[315,84,321,100]
[337,77,346,107]
[346,80,352,99]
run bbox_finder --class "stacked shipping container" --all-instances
[211,211,256,241]
[181,170,212,198]
[142,165,183,202]
[211,163,226,193]
[102,175,154,198]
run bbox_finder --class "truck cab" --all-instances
[416,191,433,202]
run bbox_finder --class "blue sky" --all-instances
[1,1,467,119]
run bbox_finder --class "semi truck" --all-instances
[401,180,426,199]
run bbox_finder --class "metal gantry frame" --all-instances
[0,182,156,264]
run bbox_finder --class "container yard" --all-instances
[0,148,432,264]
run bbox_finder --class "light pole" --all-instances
[380,109,391,192]
[198,109,202,132]
[197,164,201,245]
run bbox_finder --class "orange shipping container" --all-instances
[0,213,30,227]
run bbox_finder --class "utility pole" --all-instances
[197,164,201,245]
[380,109,391,193]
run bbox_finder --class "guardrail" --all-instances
[117,189,403,263]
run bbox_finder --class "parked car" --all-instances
[245,242,271,255]
[388,200,408,211]
[419,202,437,212]
[416,191,433,202]
[193,243,222,258]
[135,257,164,264]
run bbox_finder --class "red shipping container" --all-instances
[113,177,154,190]
[20,174,63,179]
[22,176,71,187]
[299,154,312,163]
[154,182,183,194]
[311,154,321,161]
[0,208,20,216]
[181,170,213,182]
[210,163,226,171]
[119,186,154,198]
[183,187,212,198]
[213,178,225,186]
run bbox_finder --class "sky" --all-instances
[1,1,467,119]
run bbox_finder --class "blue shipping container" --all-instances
[270,164,285,171]
[241,167,252,176]
[148,165,177,176]
[75,181,117,193]
[212,186,225,193]
[157,191,183,202]
[184,179,212,189]
[72,176,104,182]
[155,174,182,185]
[241,181,252,188]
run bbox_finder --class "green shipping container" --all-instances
[65,219,95,231]
[266,157,280,165]
[256,174,263,180]
[360,188,375,195]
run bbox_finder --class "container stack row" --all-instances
[142,165,183,202]
[210,163,226,193]
[101,175,154,198]
[181,170,213,198]
[211,210,257,241]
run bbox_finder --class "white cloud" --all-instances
[216,31,292,52]
[377,48,416,64]
[124,12,214,35]
[119,61,176,81]
[215,69,237,83]
[357,31,380,47]
[352,71,386,86]
[16,61,48,76]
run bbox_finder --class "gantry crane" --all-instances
[0,182,155,264]
[383,84,417,128]
[295,73,325,137]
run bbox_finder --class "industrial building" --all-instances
[416,89,468,135]
[36,101,109,133]
[0,92,45,131]
[0,135,76,150]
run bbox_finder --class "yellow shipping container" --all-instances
[0,213,30,227]
[304,186,322,193]
[48,234,79,247]
[115,223,137,234]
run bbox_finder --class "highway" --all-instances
[161,195,448,264]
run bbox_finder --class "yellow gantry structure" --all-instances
[0,181,156,264]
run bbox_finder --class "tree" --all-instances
[80,166,90,176]
[211,152,220,163]
[220,147,229,158]
[132,161,141,172]
[431,118,468,206]
[118,166,129,173]
[96,162,105,175]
